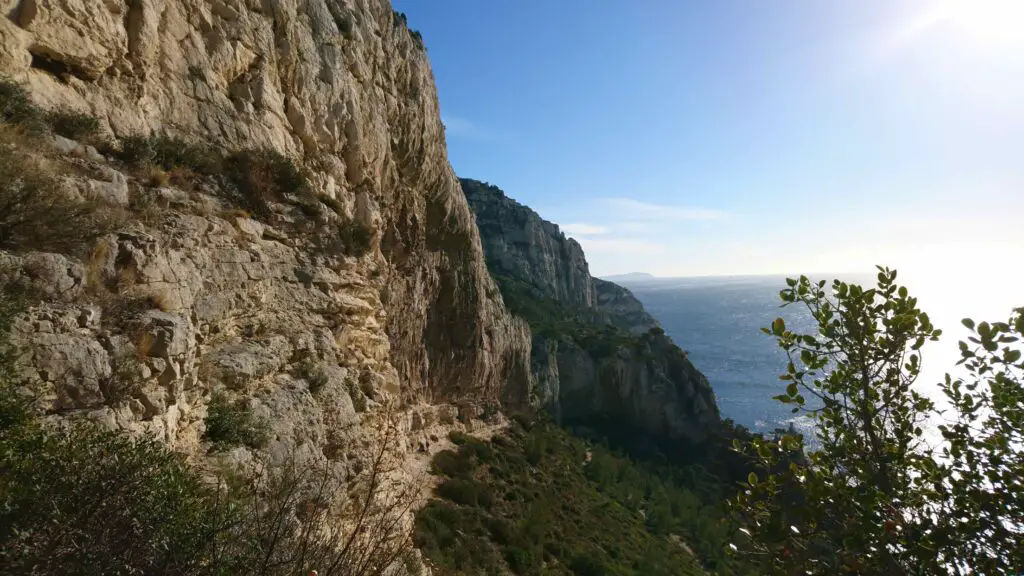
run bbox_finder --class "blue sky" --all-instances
[393,0,1024,281]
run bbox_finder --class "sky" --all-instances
[392,0,1024,287]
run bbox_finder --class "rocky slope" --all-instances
[462,178,720,443]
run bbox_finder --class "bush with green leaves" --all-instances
[117,134,222,174]
[729,267,1023,575]
[0,77,44,133]
[203,392,269,451]
[46,110,100,141]
[0,141,121,254]
[225,148,309,216]
[337,218,374,257]
[0,417,234,575]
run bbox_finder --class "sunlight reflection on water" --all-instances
[622,265,1022,445]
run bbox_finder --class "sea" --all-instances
[617,275,837,437]
[614,271,1022,440]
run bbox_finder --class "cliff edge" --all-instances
[462,178,720,443]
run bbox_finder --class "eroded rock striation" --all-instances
[463,178,720,443]
[0,0,532,473]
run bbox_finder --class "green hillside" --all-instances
[414,417,753,575]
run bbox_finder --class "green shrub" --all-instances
[102,354,144,405]
[0,142,122,254]
[570,553,609,576]
[317,217,374,259]
[731,271,1024,574]
[117,134,155,165]
[225,148,308,216]
[294,359,329,394]
[150,135,221,173]
[46,110,100,141]
[337,219,374,256]
[437,477,479,506]
[203,392,269,451]
[502,546,537,574]
[117,134,222,174]
[0,419,229,574]
[0,77,43,133]
[431,449,475,478]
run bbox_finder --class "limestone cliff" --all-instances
[464,179,596,308]
[462,178,720,443]
[0,0,532,475]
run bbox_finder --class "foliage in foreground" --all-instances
[415,418,755,576]
[730,267,1023,575]
[0,402,415,575]
[0,420,228,574]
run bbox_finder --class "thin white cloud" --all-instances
[603,198,727,221]
[442,115,477,136]
[561,223,608,236]
[442,114,507,142]
[572,236,666,255]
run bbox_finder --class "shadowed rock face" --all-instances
[463,178,720,443]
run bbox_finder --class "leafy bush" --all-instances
[0,419,229,574]
[203,392,269,451]
[117,134,222,174]
[294,359,330,394]
[101,354,144,404]
[431,449,475,478]
[0,142,121,254]
[337,219,374,257]
[46,110,100,141]
[0,77,44,133]
[225,149,308,216]
[150,135,221,174]
[731,268,1024,575]
[570,553,609,576]
[118,134,156,165]
[437,477,481,506]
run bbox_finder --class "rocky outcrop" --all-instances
[462,179,595,307]
[593,278,659,334]
[550,330,717,443]
[463,178,720,443]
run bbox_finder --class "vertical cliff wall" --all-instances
[0,0,532,461]
[462,178,720,443]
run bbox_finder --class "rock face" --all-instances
[463,179,596,308]
[593,278,659,334]
[0,0,532,472]
[463,178,720,443]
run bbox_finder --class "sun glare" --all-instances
[944,0,1024,48]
